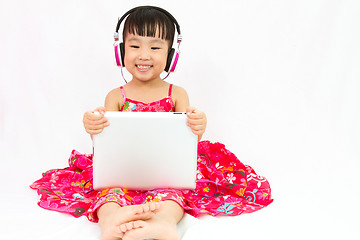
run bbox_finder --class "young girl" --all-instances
[31,6,273,240]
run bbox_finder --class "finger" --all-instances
[84,121,109,132]
[190,127,205,134]
[85,123,109,131]
[85,112,106,121]
[84,111,108,123]
[94,106,106,115]
[86,129,104,135]
[191,129,204,136]
[187,112,204,120]
[186,106,197,114]
[86,119,110,129]
[186,120,204,129]
[188,124,204,131]
[86,117,109,126]
[187,118,204,125]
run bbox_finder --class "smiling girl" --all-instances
[31,6,273,240]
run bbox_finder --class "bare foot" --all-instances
[120,216,179,240]
[118,220,144,234]
[98,202,160,240]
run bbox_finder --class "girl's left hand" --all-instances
[186,106,207,140]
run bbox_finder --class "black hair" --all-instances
[122,6,175,51]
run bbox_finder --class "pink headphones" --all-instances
[114,6,182,74]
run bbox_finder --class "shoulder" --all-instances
[171,84,188,99]
[171,84,189,112]
[106,87,122,99]
[105,87,123,111]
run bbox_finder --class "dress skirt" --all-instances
[30,141,273,222]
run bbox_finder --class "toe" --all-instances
[119,223,128,233]
[122,221,149,240]
[149,202,156,211]
[153,202,161,211]
[143,203,150,212]
[131,205,143,215]
[133,220,146,228]
[126,222,135,231]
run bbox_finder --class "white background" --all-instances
[1,0,359,239]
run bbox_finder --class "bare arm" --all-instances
[172,85,207,141]
[173,85,190,113]
[83,88,123,137]
[104,88,122,111]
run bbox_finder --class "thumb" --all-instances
[94,106,106,115]
[186,106,197,115]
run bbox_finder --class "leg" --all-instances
[97,202,160,240]
[120,200,184,240]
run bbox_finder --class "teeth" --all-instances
[137,65,151,69]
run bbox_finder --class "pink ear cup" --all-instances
[114,43,121,67]
[170,51,180,72]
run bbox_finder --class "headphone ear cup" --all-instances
[114,41,121,67]
[170,50,180,72]
[165,48,175,72]
[120,43,125,67]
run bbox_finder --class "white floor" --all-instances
[0,157,359,240]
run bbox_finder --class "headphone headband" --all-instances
[115,6,181,39]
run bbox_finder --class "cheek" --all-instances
[123,51,136,65]
[158,53,169,67]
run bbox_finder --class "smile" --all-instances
[136,65,152,69]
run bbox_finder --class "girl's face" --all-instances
[124,33,169,83]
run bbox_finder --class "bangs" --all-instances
[123,8,175,46]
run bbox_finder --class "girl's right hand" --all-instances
[83,106,110,135]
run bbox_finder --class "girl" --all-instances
[31,6,273,240]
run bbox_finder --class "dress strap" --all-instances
[120,86,126,101]
[168,84,173,97]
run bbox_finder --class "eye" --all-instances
[151,47,161,50]
[130,45,139,48]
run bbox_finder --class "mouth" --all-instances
[136,64,152,71]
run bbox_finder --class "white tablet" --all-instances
[92,112,198,190]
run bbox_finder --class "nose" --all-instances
[138,48,150,60]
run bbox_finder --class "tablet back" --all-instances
[92,112,198,190]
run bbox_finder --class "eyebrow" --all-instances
[127,36,166,45]
[127,36,140,42]
[150,39,166,44]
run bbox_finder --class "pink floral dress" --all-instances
[30,84,273,222]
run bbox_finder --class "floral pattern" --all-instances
[120,86,175,112]
[30,84,273,222]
